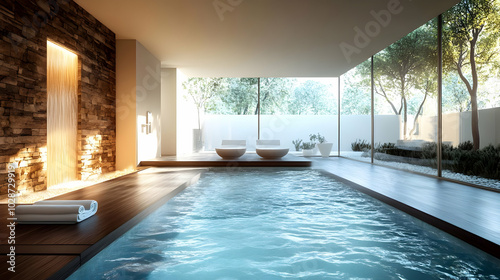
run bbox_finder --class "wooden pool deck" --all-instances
[0,155,499,279]
[0,168,204,280]
[313,157,500,260]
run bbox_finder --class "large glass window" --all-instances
[340,59,371,162]
[179,78,258,153]
[338,0,500,192]
[202,78,259,151]
[177,0,500,192]
[442,0,500,189]
[373,20,439,175]
[260,78,338,155]
[180,77,338,154]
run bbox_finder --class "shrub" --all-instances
[353,139,500,180]
[309,133,326,144]
[301,142,316,150]
[445,143,500,180]
[420,142,437,159]
[458,140,474,151]
[374,142,396,153]
[292,139,303,151]
[351,139,371,151]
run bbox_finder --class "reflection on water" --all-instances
[69,169,500,279]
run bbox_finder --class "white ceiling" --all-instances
[75,0,459,77]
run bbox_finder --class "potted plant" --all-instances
[183,78,224,152]
[292,139,303,151]
[310,133,333,158]
[301,142,316,156]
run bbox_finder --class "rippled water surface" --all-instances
[69,169,500,279]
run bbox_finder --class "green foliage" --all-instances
[373,140,500,180]
[443,73,472,112]
[184,77,338,116]
[287,80,336,115]
[259,78,294,114]
[374,142,396,153]
[374,22,437,138]
[215,78,258,115]
[445,144,500,179]
[351,139,371,151]
[443,0,500,149]
[309,133,326,144]
[458,140,474,150]
[182,77,225,129]
[443,0,500,73]
[301,142,316,150]
[341,61,371,115]
[292,139,303,151]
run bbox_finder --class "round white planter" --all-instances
[302,149,315,156]
[317,143,333,158]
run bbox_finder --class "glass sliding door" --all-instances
[373,20,439,175]
[442,0,500,190]
[340,59,372,162]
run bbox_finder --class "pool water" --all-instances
[69,169,500,279]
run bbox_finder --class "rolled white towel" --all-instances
[16,200,99,224]
[34,200,98,212]
[15,214,80,224]
[16,205,85,215]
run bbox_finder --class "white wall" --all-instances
[136,41,161,163]
[116,40,137,170]
[261,115,338,151]
[199,114,401,152]
[374,115,401,144]
[443,107,500,148]
[202,115,258,151]
[340,115,371,151]
[116,39,161,169]
[203,115,340,151]
[161,68,177,156]
[341,115,400,150]
[182,108,500,153]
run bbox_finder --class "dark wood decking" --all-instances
[1,156,499,279]
[140,152,312,167]
[313,157,500,259]
[0,168,204,280]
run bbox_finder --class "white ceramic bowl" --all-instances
[215,147,246,159]
[256,147,289,158]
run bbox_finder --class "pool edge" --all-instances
[57,170,204,280]
[317,168,500,260]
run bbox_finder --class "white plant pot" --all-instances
[192,129,203,152]
[317,143,333,158]
[302,149,315,156]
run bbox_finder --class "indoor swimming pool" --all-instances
[68,168,500,279]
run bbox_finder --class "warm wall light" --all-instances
[81,134,103,180]
[47,40,78,187]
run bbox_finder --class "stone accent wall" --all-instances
[0,0,116,195]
